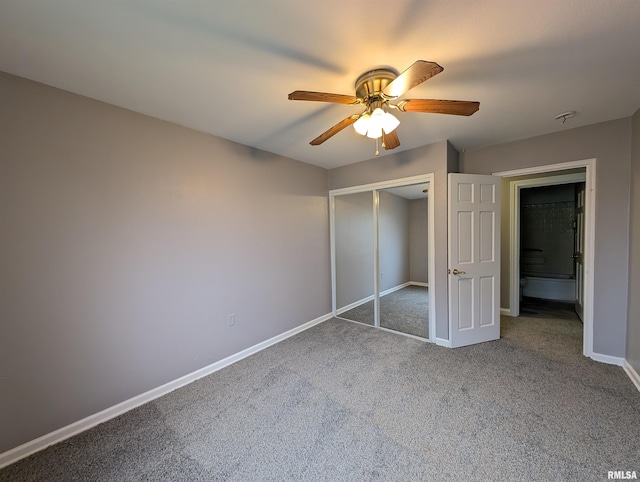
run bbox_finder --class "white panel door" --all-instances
[448,173,501,348]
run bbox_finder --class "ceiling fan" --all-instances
[288,60,479,152]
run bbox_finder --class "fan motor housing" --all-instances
[354,68,398,101]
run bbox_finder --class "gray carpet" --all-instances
[2,315,639,481]
[339,285,428,338]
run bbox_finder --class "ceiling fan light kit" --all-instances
[354,107,400,139]
[288,60,480,153]
[352,113,370,135]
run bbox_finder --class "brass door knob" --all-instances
[452,269,466,275]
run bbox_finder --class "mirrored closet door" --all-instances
[332,178,432,341]
[334,191,375,326]
[378,184,429,339]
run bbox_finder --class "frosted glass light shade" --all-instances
[353,108,399,139]
[353,114,370,135]
[366,124,383,139]
[382,112,400,134]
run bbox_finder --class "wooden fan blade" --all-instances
[396,99,480,116]
[382,61,443,98]
[382,130,400,150]
[288,90,360,105]
[310,115,360,145]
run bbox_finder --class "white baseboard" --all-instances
[590,352,625,366]
[409,281,429,288]
[0,312,333,469]
[380,282,411,297]
[500,307,512,316]
[623,360,640,393]
[435,337,451,348]
[337,282,417,315]
[336,295,373,315]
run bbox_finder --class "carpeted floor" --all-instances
[2,315,639,481]
[339,285,428,338]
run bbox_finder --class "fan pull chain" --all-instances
[375,137,380,156]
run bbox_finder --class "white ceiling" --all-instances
[2,0,640,169]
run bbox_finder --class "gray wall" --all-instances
[378,191,410,292]
[627,108,640,373]
[461,119,632,358]
[409,198,429,283]
[0,72,331,454]
[329,140,457,341]
[334,192,374,308]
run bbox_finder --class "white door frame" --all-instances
[494,159,596,358]
[329,173,436,342]
[506,171,586,317]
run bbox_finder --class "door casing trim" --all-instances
[494,158,596,358]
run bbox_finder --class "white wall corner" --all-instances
[0,312,333,470]
[623,360,640,393]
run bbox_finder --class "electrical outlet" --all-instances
[228,314,235,326]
